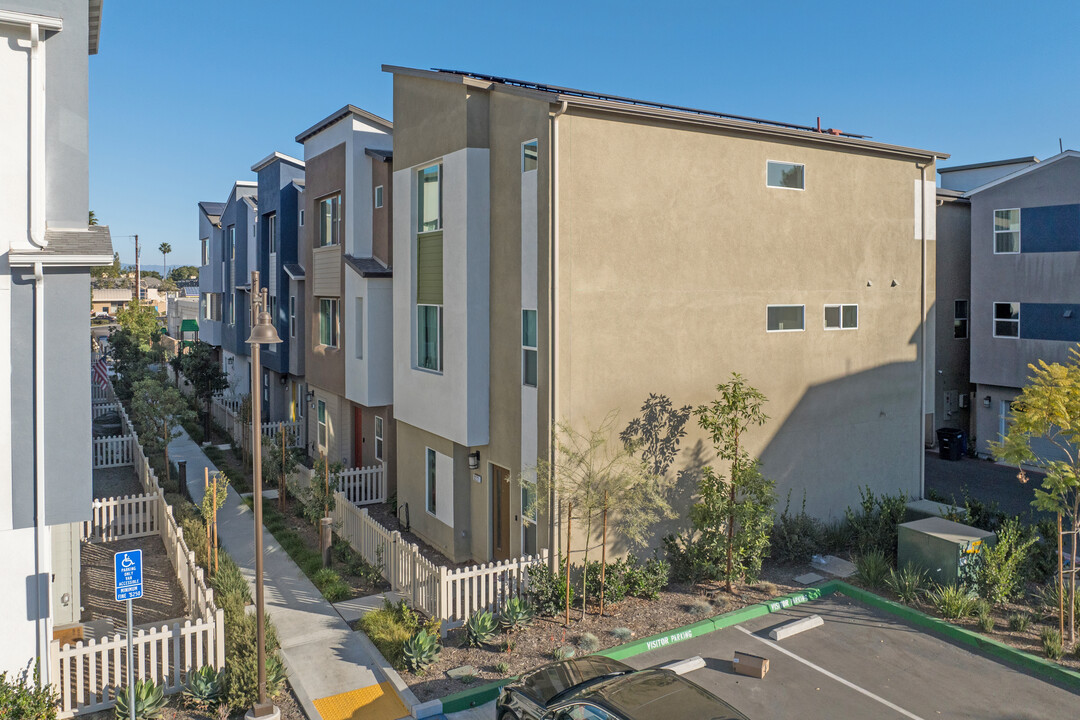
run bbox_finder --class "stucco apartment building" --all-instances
[937,152,1080,457]
[198,200,225,356]
[217,182,258,401]
[0,0,111,677]
[385,66,946,564]
[296,106,397,481]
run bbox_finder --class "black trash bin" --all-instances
[936,428,963,461]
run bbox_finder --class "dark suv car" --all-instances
[496,655,748,720]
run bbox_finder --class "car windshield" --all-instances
[598,670,748,720]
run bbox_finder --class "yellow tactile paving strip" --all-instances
[312,681,408,720]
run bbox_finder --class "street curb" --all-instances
[830,581,1080,692]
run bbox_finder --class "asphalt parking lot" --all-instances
[621,594,1077,720]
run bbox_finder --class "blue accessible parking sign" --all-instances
[114,549,143,602]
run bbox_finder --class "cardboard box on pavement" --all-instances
[732,651,769,678]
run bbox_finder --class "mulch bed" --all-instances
[81,536,188,629]
[366,502,470,570]
[395,566,802,702]
[93,466,143,499]
[79,683,306,720]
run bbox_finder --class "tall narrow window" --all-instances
[262,371,269,403]
[374,416,384,461]
[228,225,236,258]
[426,447,437,514]
[299,209,305,227]
[317,399,327,448]
[318,194,341,247]
[374,185,384,209]
[767,161,805,190]
[418,164,442,232]
[954,300,969,339]
[994,209,1020,254]
[522,140,538,172]
[201,238,208,265]
[994,302,1020,338]
[289,295,296,338]
[767,305,804,332]
[417,306,442,371]
[522,309,538,386]
[319,298,339,347]
[267,213,277,254]
[355,297,364,359]
[229,296,235,325]
[416,232,443,372]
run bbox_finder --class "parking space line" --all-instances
[734,625,927,720]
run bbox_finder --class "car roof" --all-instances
[590,669,749,720]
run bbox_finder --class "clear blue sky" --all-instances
[89,1,1080,267]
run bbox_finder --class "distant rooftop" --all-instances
[939,156,1039,174]
[251,151,305,173]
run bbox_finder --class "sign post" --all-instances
[114,549,143,720]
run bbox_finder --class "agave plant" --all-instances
[499,597,534,633]
[465,610,498,647]
[267,654,288,695]
[182,665,223,708]
[115,678,166,720]
[402,628,441,673]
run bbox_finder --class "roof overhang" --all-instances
[283,264,306,280]
[939,156,1038,174]
[295,105,393,144]
[0,9,63,32]
[962,150,1080,197]
[251,151,305,173]
[88,0,102,54]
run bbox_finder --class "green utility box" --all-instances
[897,516,995,585]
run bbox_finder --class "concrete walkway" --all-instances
[169,428,415,720]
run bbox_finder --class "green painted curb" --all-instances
[437,584,837,713]
[831,581,1080,692]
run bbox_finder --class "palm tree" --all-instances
[88,210,98,226]
[159,242,172,279]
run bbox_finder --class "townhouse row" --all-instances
[197,66,958,566]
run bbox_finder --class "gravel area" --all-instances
[388,565,803,702]
[93,466,142,499]
[80,683,306,720]
[81,536,188,628]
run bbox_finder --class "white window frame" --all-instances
[766,304,805,332]
[200,238,208,265]
[289,295,296,338]
[319,298,339,348]
[954,299,969,339]
[425,447,437,515]
[766,160,806,191]
[299,209,305,227]
[228,225,236,258]
[824,304,858,331]
[318,193,341,247]
[417,163,442,233]
[267,213,277,254]
[374,185,384,209]
[993,301,1020,339]
[317,399,327,448]
[416,304,443,373]
[229,296,235,325]
[374,416,384,461]
[522,308,538,387]
[993,208,1021,255]
[522,139,539,173]
[297,383,304,419]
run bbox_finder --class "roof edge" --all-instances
[295,104,393,144]
[939,156,1039,174]
[251,151,305,173]
[962,150,1080,197]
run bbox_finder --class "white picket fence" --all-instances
[92,434,134,469]
[331,493,548,627]
[91,402,118,419]
[83,493,159,541]
[49,614,224,719]
[262,419,302,449]
[339,464,386,506]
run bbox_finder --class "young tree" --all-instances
[200,469,230,572]
[130,375,194,490]
[262,427,299,513]
[158,242,172,279]
[295,455,342,526]
[116,299,161,351]
[180,340,229,440]
[536,413,673,622]
[991,350,1080,645]
[671,373,775,592]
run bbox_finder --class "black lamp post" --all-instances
[245,271,281,720]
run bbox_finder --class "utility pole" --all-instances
[134,234,141,301]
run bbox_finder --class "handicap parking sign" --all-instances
[114,549,143,602]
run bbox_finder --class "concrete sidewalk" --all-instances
[169,428,415,720]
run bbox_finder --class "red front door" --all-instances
[353,406,363,467]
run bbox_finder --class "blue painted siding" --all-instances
[1020,204,1080,253]
[1020,302,1080,342]
[219,192,254,358]
[255,159,304,375]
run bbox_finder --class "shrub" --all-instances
[611,627,633,642]
[623,554,669,600]
[358,599,439,671]
[499,597,534,633]
[402,629,441,673]
[1035,582,1080,621]
[820,518,854,554]
[212,556,250,604]
[771,490,823,564]
[495,661,510,675]
[0,666,58,720]
[845,486,907,561]
[1041,627,1064,660]
[754,581,778,597]
[583,559,629,605]
[114,678,166,720]
[854,550,891,590]
[465,610,498,647]
[1007,612,1031,632]
[577,632,600,653]
[972,518,1037,604]
[928,583,977,620]
[976,610,995,633]
[223,610,285,708]
[687,598,712,615]
[313,568,351,603]
[1024,518,1057,585]
[527,558,576,616]
[886,563,928,605]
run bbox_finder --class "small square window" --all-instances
[522,140,538,172]
[994,302,1019,338]
[767,161,805,190]
[825,304,858,330]
[374,185,384,209]
[767,305,805,332]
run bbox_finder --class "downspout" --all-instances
[918,163,928,500]
[548,100,567,566]
[29,23,47,249]
[33,262,49,683]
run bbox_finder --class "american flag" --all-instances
[92,357,109,390]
